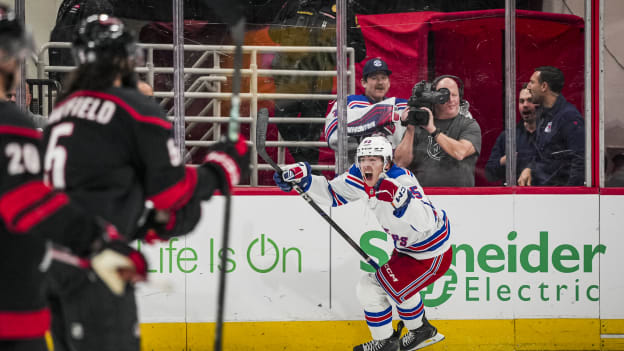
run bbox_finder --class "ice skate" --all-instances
[353,325,400,351]
[397,316,445,351]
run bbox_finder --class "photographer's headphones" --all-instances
[432,74,465,103]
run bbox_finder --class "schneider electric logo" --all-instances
[420,269,458,307]
[360,230,606,307]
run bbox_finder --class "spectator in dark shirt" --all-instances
[7,82,47,129]
[518,66,585,186]
[606,153,624,187]
[485,83,538,183]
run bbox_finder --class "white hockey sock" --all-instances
[397,294,425,330]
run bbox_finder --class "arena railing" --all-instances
[35,43,356,186]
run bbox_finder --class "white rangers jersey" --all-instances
[306,164,450,260]
[324,95,408,150]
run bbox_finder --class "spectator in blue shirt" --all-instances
[485,83,538,183]
[518,66,585,186]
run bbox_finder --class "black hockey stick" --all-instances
[255,108,380,270]
[213,13,246,351]
[197,0,246,343]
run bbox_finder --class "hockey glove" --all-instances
[91,240,148,296]
[135,208,171,244]
[273,162,312,192]
[203,135,250,192]
[135,199,202,243]
[374,177,412,217]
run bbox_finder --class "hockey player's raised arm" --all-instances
[374,171,438,235]
[273,162,363,207]
[130,99,250,239]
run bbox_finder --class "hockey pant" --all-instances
[45,262,140,351]
[356,248,452,340]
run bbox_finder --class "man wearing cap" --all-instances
[324,57,408,154]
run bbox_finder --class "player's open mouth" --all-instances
[364,172,373,181]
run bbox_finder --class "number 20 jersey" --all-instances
[0,101,115,339]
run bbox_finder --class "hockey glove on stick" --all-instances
[273,162,312,192]
[135,208,172,244]
[91,240,148,296]
[374,177,412,217]
[203,135,250,192]
[135,200,202,243]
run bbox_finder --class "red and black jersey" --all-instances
[0,101,109,340]
[44,87,220,239]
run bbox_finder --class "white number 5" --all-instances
[44,122,74,188]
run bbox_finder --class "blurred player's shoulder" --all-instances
[108,86,167,120]
[0,100,38,130]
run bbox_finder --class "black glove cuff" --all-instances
[198,163,229,197]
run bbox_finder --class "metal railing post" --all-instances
[172,0,186,159]
[504,0,517,186]
[36,43,355,184]
[250,49,259,185]
[146,47,155,88]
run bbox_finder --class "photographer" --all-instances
[395,75,481,186]
[324,58,408,156]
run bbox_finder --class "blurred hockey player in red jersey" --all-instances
[274,136,450,351]
[43,14,250,351]
[0,6,148,351]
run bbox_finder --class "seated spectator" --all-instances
[606,153,624,187]
[394,75,482,186]
[8,82,47,129]
[518,66,585,186]
[485,83,538,183]
[137,79,154,97]
[324,57,408,157]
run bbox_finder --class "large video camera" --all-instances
[405,80,450,126]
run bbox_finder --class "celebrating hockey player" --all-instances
[0,6,149,351]
[273,136,451,351]
[43,14,250,351]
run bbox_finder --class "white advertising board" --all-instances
[136,194,609,323]
[599,195,624,319]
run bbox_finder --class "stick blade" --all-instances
[255,108,281,172]
[256,107,269,151]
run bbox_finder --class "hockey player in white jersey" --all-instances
[273,136,452,351]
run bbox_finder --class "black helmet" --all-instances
[72,14,139,65]
[0,5,34,61]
